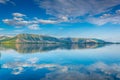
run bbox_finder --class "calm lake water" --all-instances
[0,44,120,80]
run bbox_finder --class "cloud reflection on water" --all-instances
[2,60,120,80]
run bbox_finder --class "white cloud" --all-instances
[13,17,24,21]
[36,0,120,17]
[12,13,26,17]
[59,16,69,22]
[3,19,30,26]
[38,19,57,24]
[28,24,40,30]
[0,0,15,5]
[2,12,58,29]
[88,12,120,25]
[35,0,120,25]
[0,0,9,4]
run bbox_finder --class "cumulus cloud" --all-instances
[3,19,30,27]
[12,13,26,17]
[2,13,30,27]
[35,0,120,25]
[2,0,120,26]
[2,12,57,30]
[28,24,40,30]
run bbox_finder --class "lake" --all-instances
[0,44,120,80]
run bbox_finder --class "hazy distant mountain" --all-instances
[0,33,107,44]
[0,36,10,41]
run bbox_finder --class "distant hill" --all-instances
[0,33,109,44]
[0,36,11,41]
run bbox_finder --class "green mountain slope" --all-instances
[0,33,107,44]
[0,37,16,43]
[0,34,61,44]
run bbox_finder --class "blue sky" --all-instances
[0,0,120,42]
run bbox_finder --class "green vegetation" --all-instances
[0,33,108,44]
[0,37,17,44]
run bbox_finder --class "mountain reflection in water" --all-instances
[0,44,120,80]
[0,43,107,53]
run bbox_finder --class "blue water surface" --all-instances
[0,44,120,80]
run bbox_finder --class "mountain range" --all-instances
[0,34,109,44]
